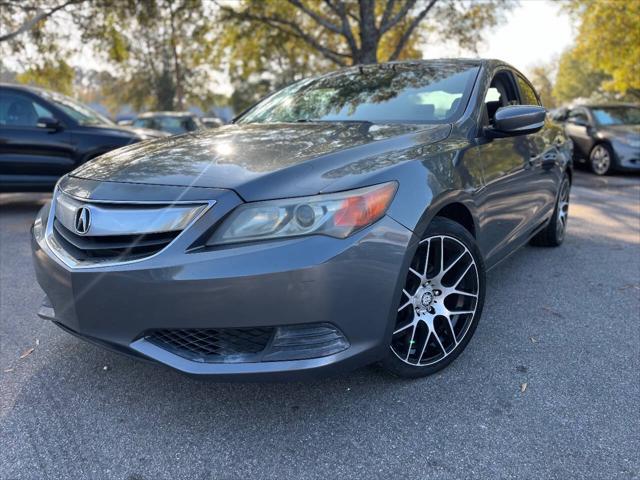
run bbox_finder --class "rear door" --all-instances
[0,90,74,188]
[474,69,543,266]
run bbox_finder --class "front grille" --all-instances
[147,328,275,363]
[52,219,179,262]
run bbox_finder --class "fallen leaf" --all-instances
[520,383,528,393]
[542,306,564,319]
[4,368,14,373]
[530,337,538,343]
[19,347,35,359]
[103,366,109,371]
[35,339,40,346]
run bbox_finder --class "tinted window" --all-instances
[0,92,53,127]
[38,90,113,126]
[516,75,539,106]
[238,63,480,124]
[152,116,199,134]
[591,106,640,125]
[568,109,589,123]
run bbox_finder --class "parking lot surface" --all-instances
[1,170,639,480]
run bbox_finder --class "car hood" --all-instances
[71,122,451,201]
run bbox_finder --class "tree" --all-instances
[77,0,219,111]
[553,47,610,103]
[528,63,556,109]
[216,0,513,110]
[0,0,85,43]
[563,0,640,98]
[217,0,514,67]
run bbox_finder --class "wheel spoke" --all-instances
[444,316,458,345]
[442,250,467,276]
[409,267,422,279]
[422,239,431,277]
[433,328,446,354]
[405,324,417,361]
[397,300,412,312]
[449,309,475,316]
[452,261,474,288]
[417,330,432,363]
[393,321,413,335]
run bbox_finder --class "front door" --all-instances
[0,90,74,189]
[474,70,542,267]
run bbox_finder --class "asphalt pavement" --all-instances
[1,170,639,480]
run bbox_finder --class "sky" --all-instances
[425,0,575,75]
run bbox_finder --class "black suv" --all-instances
[0,84,166,192]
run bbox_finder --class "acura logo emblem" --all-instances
[74,207,91,235]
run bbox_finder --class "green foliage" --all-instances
[528,63,556,109]
[79,0,219,112]
[16,59,75,95]
[560,0,640,98]
[553,47,610,103]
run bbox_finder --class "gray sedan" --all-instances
[31,59,572,379]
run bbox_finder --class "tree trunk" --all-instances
[167,0,184,110]
[356,0,379,64]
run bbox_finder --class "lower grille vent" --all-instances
[147,328,275,363]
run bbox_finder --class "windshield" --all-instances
[133,116,200,134]
[238,63,479,125]
[591,106,640,126]
[39,90,114,126]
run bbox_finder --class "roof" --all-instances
[136,111,195,118]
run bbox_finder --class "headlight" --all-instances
[207,182,397,245]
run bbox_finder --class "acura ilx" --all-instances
[32,59,572,379]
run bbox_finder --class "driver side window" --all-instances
[484,71,519,126]
[0,92,53,127]
[568,109,589,124]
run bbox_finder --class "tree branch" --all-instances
[287,0,342,35]
[0,0,85,43]
[379,0,396,31]
[323,0,359,59]
[388,0,438,60]
[380,0,417,34]
[217,3,349,66]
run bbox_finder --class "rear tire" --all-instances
[381,217,486,379]
[530,173,570,247]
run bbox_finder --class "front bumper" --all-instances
[612,141,640,171]
[32,201,415,380]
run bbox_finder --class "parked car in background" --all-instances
[131,111,204,135]
[32,59,572,380]
[563,104,640,175]
[0,84,167,192]
[201,116,224,128]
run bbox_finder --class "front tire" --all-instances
[590,144,613,175]
[381,217,486,378]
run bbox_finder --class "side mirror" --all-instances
[485,105,546,138]
[37,117,61,131]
